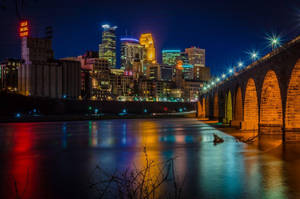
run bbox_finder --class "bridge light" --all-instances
[211,81,215,85]
[238,62,243,67]
[229,68,233,73]
[216,78,220,82]
[222,74,226,78]
[267,33,281,49]
[207,85,211,88]
[203,87,207,90]
[250,51,258,60]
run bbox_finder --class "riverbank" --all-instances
[0,111,196,123]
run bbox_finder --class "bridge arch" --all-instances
[224,90,233,124]
[242,78,258,130]
[213,92,219,119]
[286,59,300,130]
[260,70,283,133]
[197,101,202,118]
[232,86,243,127]
[202,97,206,118]
[205,96,210,118]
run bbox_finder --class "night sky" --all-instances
[0,0,299,76]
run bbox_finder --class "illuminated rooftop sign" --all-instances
[19,20,29,38]
[162,50,181,53]
[120,38,140,43]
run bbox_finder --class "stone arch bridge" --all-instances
[198,35,300,141]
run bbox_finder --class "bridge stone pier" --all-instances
[197,35,300,141]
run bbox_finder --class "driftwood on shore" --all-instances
[235,135,258,144]
[213,134,224,145]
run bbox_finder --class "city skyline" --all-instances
[0,0,299,76]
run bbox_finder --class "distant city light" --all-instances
[229,69,233,73]
[162,50,181,53]
[211,81,215,85]
[216,78,220,82]
[102,24,117,29]
[123,109,127,113]
[179,108,183,112]
[144,109,148,113]
[102,24,110,29]
[120,37,139,43]
[95,109,99,114]
[203,87,207,90]
[222,74,226,78]
[16,113,21,118]
[182,64,193,68]
[238,62,243,67]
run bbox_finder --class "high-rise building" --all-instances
[185,47,205,67]
[120,37,145,70]
[162,50,181,65]
[193,66,210,81]
[99,24,117,68]
[146,63,161,80]
[160,64,173,81]
[182,64,194,80]
[140,33,156,63]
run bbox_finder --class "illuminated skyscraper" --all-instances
[162,50,181,65]
[120,37,145,70]
[139,33,156,63]
[185,47,205,67]
[99,24,117,68]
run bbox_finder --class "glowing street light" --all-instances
[229,68,233,73]
[216,78,220,82]
[211,81,215,85]
[222,74,226,78]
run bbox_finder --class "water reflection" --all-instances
[1,119,300,198]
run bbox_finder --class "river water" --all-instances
[0,118,300,199]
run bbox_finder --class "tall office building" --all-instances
[140,33,156,63]
[185,47,205,67]
[162,50,181,65]
[120,37,145,70]
[99,24,117,68]
[160,64,173,81]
